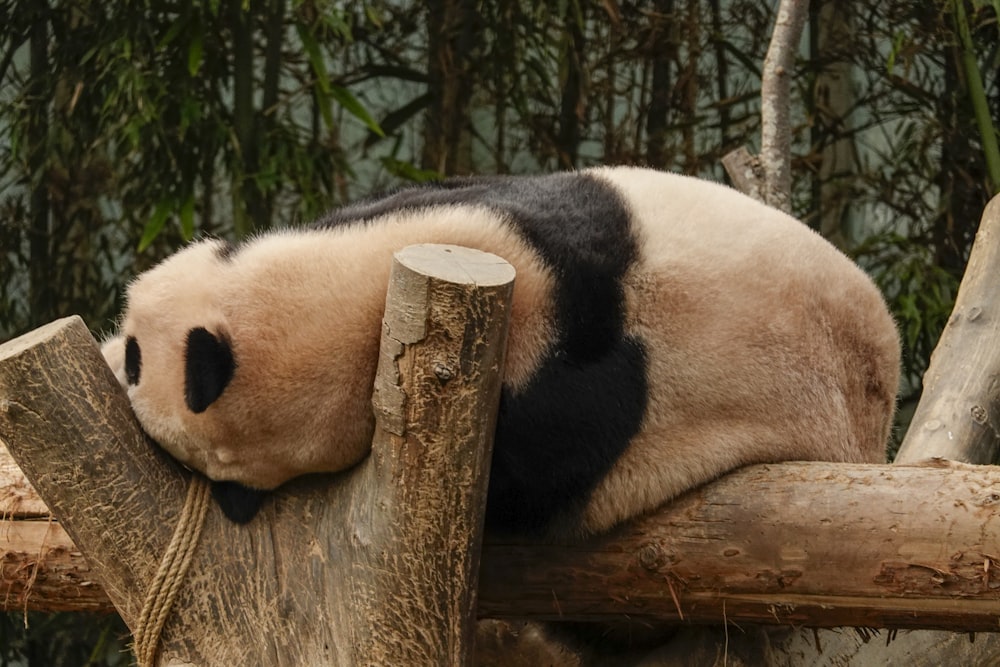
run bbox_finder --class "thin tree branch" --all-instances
[759,0,809,212]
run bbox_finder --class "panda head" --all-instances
[103,237,375,524]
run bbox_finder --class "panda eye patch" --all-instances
[124,336,141,385]
[184,327,235,413]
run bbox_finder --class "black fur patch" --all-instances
[315,173,638,360]
[211,480,267,524]
[486,337,649,534]
[124,336,141,385]
[214,240,238,261]
[314,173,645,534]
[184,327,235,413]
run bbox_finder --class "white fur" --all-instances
[111,208,556,489]
[105,168,900,535]
[577,167,899,533]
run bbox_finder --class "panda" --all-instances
[102,166,900,538]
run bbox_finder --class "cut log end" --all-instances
[395,244,517,287]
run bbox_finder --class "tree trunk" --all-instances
[759,0,808,213]
[811,0,856,247]
[895,193,1000,464]
[480,459,1000,632]
[0,244,514,665]
[645,0,675,167]
[230,0,267,234]
[725,0,808,207]
[27,2,52,327]
[422,0,478,174]
[555,0,586,169]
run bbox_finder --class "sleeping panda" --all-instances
[102,166,900,537]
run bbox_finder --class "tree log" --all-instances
[1,440,999,632]
[720,147,764,202]
[896,193,1000,465]
[354,244,514,665]
[0,244,514,665]
[479,459,1000,632]
[4,238,1000,659]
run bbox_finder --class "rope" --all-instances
[133,475,212,667]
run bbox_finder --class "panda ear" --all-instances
[211,480,267,524]
[184,327,235,413]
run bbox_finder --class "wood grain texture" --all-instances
[896,193,1000,464]
[1,444,999,632]
[353,243,514,666]
[479,459,1000,632]
[0,317,184,626]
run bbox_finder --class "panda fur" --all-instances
[102,166,900,538]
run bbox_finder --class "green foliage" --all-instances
[951,0,1000,193]
[0,0,389,339]
[855,232,959,391]
[0,613,130,666]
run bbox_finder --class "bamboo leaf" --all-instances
[188,28,203,76]
[953,0,1000,193]
[158,18,186,50]
[315,85,334,130]
[295,24,330,94]
[180,195,195,240]
[330,84,384,136]
[138,200,173,252]
[381,157,441,183]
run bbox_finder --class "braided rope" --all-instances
[133,475,212,667]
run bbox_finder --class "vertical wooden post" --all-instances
[353,244,514,665]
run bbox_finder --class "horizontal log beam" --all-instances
[2,439,998,631]
[480,458,1000,633]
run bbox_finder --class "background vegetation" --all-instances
[1,0,998,662]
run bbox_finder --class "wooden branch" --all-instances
[0,317,186,626]
[896,193,1000,464]
[0,511,113,614]
[721,146,764,201]
[3,439,1000,632]
[0,244,514,665]
[759,0,808,213]
[723,0,808,208]
[0,440,117,614]
[479,459,1000,632]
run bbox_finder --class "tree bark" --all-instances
[3,440,1000,632]
[721,146,764,202]
[724,0,808,209]
[230,0,265,234]
[422,0,478,174]
[811,0,856,247]
[645,0,675,168]
[353,244,514,665]
[0,441,114,614]
[480,459,1000,632]
[27,2,52,327]
[759,0,808,213]
[0,244,514,665]
[895,193,1000,464]
[555,1,586,169]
